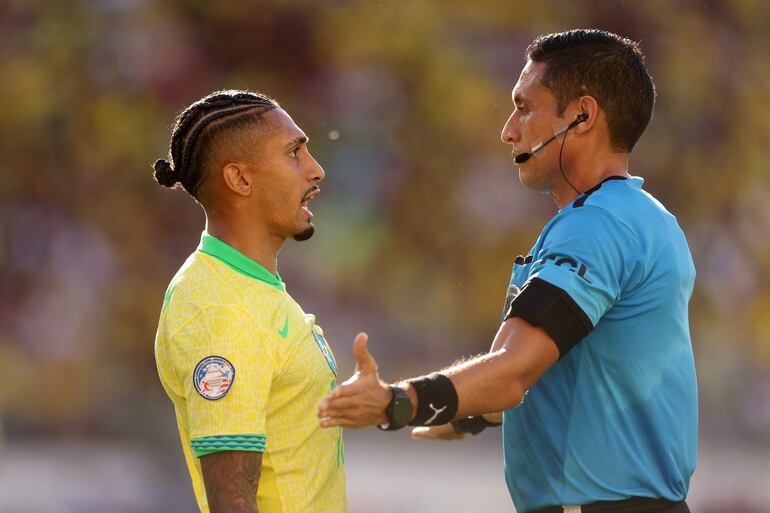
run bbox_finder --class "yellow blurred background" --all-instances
[0,1,769,511]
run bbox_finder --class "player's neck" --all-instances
[205,215,283,275]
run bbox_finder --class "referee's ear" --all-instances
[573,95,599,135]
[352,332,377,374]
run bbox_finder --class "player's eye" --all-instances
[290,147,300,158]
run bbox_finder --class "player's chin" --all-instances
[292,223,315,241]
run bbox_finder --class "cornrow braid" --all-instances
[153,90,279,198]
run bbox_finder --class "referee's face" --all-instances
[240,108,325,242]
[501,61,564,193]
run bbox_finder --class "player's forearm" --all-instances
[201,451,261,513]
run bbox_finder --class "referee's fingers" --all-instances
[316,393,352,417]
[411,425,466,441]
[320,415,371,429]
[318,396,358,416]
[319,416,339,428]
[352,332,377,374]
[327,384,352,399]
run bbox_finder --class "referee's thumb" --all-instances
[352,332,376,374]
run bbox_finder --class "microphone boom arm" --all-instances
[514,113,588,164]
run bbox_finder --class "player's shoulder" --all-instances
[178,251,280,297]
[163,251,287,330]
[163,251,227,311]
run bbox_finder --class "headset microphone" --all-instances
[514,112,589,164]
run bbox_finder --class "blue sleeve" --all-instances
[527,206,637,327]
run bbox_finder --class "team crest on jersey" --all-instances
[193,356,235,400]
[312,329,337,376]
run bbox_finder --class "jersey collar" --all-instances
[566,175,644,210]
[197,232,285,291]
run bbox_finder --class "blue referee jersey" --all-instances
[501,176,697,512]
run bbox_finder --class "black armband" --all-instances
[504,278,593,357]
[406,373,458,426]
[451,415,502,435]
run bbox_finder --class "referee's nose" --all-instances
[501,110,520,145]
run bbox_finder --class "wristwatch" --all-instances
[377,385,413,431]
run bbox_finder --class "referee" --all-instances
[318,29,696,513]
[153,91,346,513]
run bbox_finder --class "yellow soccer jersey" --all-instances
[155,233,346,513]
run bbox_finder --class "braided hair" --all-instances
[153,90,279,200]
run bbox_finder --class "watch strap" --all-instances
[377,385,410,431]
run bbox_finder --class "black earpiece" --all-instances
[570,112,589,128]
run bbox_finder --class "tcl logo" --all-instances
[539,253,591,283]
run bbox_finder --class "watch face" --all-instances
[392,395,413,426]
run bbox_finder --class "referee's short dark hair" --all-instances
[527,29,656,153]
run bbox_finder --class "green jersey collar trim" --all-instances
[197,232,285,291]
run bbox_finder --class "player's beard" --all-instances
[293,225,315,241]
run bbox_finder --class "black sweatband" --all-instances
[406,373,458,426]
[504,278,593,357]
[451,415,502,435]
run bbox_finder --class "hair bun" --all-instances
[153,159,179,187]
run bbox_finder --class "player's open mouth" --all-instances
[301,187,320,219]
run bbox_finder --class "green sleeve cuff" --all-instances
[191,434,266,458]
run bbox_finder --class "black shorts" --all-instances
[533,497,690,513]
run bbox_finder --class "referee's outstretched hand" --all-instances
[318,332,392,429]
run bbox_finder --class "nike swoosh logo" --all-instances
[277,315,289,339]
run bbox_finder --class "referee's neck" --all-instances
[552,155,630,209]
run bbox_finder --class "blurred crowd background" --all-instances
[1,0,769,511]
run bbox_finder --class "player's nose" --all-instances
[307,153,325,182]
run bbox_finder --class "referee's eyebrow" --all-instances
[513,93,527,106]
[286,135,309,148]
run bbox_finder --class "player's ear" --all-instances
[574,96,598,134]
[222,163,251,197]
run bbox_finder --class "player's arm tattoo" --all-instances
[201,451,262,513]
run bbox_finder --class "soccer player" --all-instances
[153,90,346,513]
[318,29,697,513]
